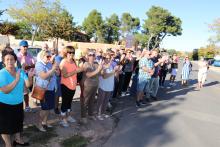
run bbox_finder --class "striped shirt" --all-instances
[138,57,154,80]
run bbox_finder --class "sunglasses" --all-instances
[104,57,111,60]
[67,51,75,54]
[88,54,95,57]
[46,55,51,59]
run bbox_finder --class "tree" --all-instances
[143,6,182,50]
[0,21,20,42]
[120,13,140,37]
[134,33,149,48]
[192,49,199,60]
[103,13,121,43]
[198,44,218,58]
[82,9,104,42]
[41,8,76,48]
[209,18,220,43]
[167,49,177,55]
[14,21,32,40]
[8,0,55,45]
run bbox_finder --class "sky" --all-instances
[0,0,219,51]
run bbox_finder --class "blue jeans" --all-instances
[145,77,159,98]
[130,73,138,96]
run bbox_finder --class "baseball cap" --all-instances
[19,40,28,47]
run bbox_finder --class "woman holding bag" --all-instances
[35,50,58,132]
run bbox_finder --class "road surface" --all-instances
[103,62,220,147]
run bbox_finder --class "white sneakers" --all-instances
[60,120,69,127]
[60,116,76,127]
[97,115,104,121]
[103,114,110,118]
[121,92,126,97]
[67,116,76,123]
[97,114,110,121]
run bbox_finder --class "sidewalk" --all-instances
[0,86,116,147]
[192,61,220,73]
[209,65,220,73]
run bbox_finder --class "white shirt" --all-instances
[99,66,115,92]
[198,60,208,74]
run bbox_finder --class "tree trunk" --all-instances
[6,34,10,47]
[161,33,167,41]
[147,34,154,50]
[31,26,39,46]
[56,38,59,49]
[152,35,159,49]
[153,33,167,51]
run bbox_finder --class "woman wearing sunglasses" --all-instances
[97,53,119,120]
[81,50,103,124]
[181,56,192,86]
[35,50,58,132]
[59,46,83,127]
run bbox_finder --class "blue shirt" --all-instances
[0,68,28,105]
[138,57,153,80]
[110,60,117,69]
[0,62,3,70]
[35,61,57,91]
[55,55,63,65]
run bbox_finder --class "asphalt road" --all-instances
[103,62,220,147]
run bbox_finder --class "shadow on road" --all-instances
[106,80,191,147]
[204,81,220,87]
[106,73,217,146]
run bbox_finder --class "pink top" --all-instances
[60,59,78,90]
[17,52,35,66]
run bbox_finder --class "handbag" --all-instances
[31,85,46,101]
[31,77,51,101]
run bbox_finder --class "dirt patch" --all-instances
[0,99,116,147]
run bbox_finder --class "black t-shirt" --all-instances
[151,57,159,78]
[161,63,168,71]
[77,57,86,82]
[133,59,139,74]
[171,62,178,69]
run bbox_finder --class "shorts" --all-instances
[40,90,55,110]
[198,72,207,84]
[171,68,178,76]
[137,79,149,92]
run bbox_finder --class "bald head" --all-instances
[42,43,49,51]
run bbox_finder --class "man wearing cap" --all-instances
[17,40,35,112]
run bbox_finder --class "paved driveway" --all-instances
[103,62,220,147]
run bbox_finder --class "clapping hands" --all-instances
[28,68,35,78]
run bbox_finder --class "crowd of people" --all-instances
[0,40,209,147]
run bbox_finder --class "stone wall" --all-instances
[6,35,124,52]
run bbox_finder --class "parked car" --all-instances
[13,47,42,61]
[213,55,220,67]
[208,59,215,65]
[213,60,220,67]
